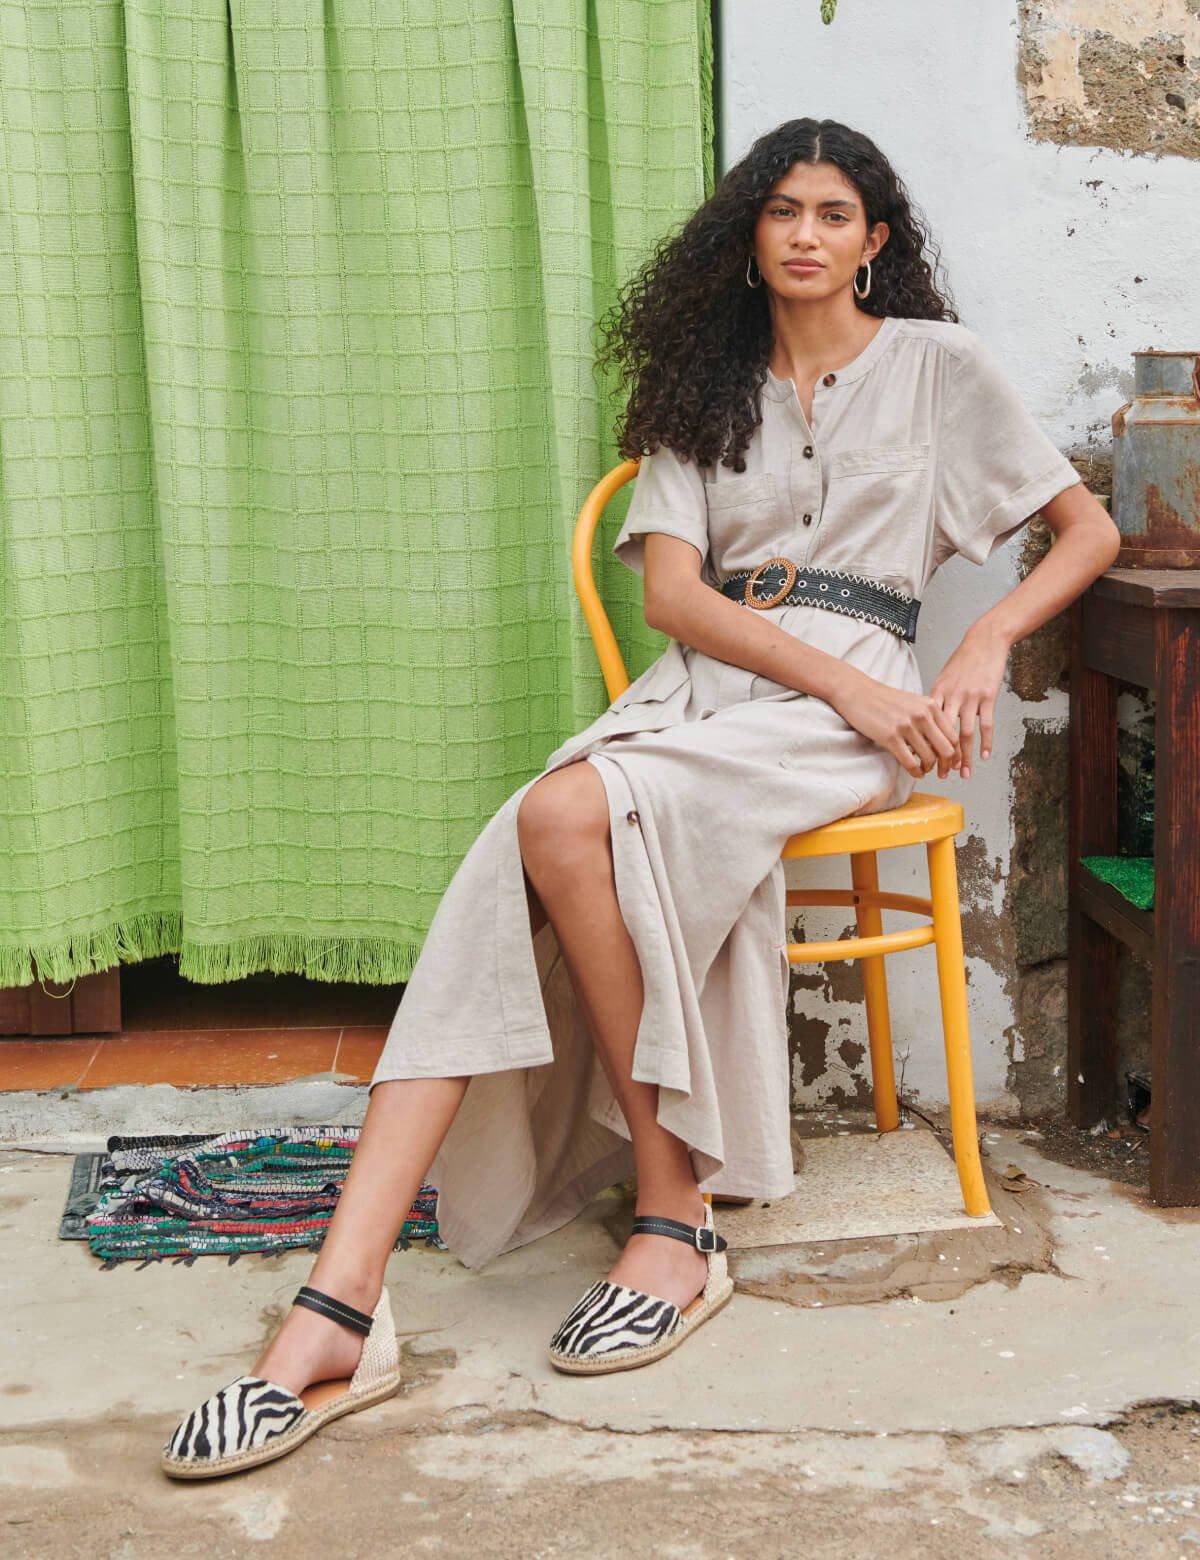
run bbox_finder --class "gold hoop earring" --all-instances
[746,253,762,288]
[853,258,872,300]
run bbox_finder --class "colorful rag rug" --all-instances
[79,1126,441,1270]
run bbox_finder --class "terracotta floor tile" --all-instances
[0,1038,101,1091]
[335,1026,389,1081]
[78,1029,340,1090]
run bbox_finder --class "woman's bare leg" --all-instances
[251,752,706,1393]
[516,760,708,1309]
[249,1074,468,1395]
[248,849,553,1395]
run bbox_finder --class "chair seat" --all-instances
[783,790,963,860]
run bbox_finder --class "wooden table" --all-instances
[1068,568,1200,1203]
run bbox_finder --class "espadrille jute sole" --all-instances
[548,1278,734,1376]
[160,1369,402,1479]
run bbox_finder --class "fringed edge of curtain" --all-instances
[178,934,419,986]
[1,913,420,989]
[0,911,184,989]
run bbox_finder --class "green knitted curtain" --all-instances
[0,0,714,988]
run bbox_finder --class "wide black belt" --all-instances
[716,557,920,643]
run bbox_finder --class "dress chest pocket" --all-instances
[702,467,777,530]
[820,443,931,575]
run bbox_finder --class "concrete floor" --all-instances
[2,1117,1199,1556]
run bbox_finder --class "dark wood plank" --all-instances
[1080,591,1155,686]
[1068,597,1122,1125]
[28,970,78,1036]
[0,985,32,1037]
[1093,568,1200,611]
[0,964,121,1036]
[1150,606,1200,1203]
[71,968,122,1033]
[1075,871,1155,961]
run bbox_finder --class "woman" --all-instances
[162,118,1120,1476]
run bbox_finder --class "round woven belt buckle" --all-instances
[743,556,797,609]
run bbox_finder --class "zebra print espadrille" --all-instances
[547,1199,734,1375]
[161,1283,401,1479]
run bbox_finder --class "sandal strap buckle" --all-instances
[630,1214,728,1254]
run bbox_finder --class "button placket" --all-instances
[796,416,821,566]
[780,375,830,568]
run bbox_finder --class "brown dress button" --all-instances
[626,809,639,825]
[802,513,813,525]
[823,372,836,386]
[803,445,814,458]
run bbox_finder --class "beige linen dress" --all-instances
[370,315,1081,1270]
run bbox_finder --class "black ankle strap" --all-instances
[631,1214,727,1254]
[292,1284,374,1336]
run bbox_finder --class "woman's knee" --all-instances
[516,763,610,874]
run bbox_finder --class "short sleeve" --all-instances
[934,332,1082,566]
[611,442,709,577]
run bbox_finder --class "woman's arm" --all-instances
[926,483,1121,777]
[643,534,960,781]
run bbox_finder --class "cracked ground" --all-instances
[3,1121,1199,1556]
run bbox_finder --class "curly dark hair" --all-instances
[595,118,959,473]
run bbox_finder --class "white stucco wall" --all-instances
[719,0,1200,1111]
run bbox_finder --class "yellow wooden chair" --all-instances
[572,460,992,1219]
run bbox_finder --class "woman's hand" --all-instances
[831,670,962,781]
[926,622,1013,779]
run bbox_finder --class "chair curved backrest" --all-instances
[571,459,641,704]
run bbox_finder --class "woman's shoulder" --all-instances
[890,316,982,366]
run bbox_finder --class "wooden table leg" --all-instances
[1068,600,1120,1126]
[1151,607,1200,1203]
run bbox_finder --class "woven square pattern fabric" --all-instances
[0,0,713,986]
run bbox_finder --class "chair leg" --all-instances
[850,850,899,1132]
[926,835,992,1217]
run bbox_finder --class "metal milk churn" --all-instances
[1111,348,1200,567]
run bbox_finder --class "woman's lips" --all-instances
[784,261,824,271]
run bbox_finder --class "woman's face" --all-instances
[751,160,888,302]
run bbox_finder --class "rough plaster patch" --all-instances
[792,1011,833,1089]
[957,832,1008,981]
[1009,720,1069,968]
[1011,961,1069,1116]
[787,921,860,1003]
[1010,515,1070,704]
[1005,709,1074,1115]
[788,916,874,1106]
[1077,361,1136,400]
[1019,0,1200,158]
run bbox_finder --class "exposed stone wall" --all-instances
[1018,0,1200,160]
